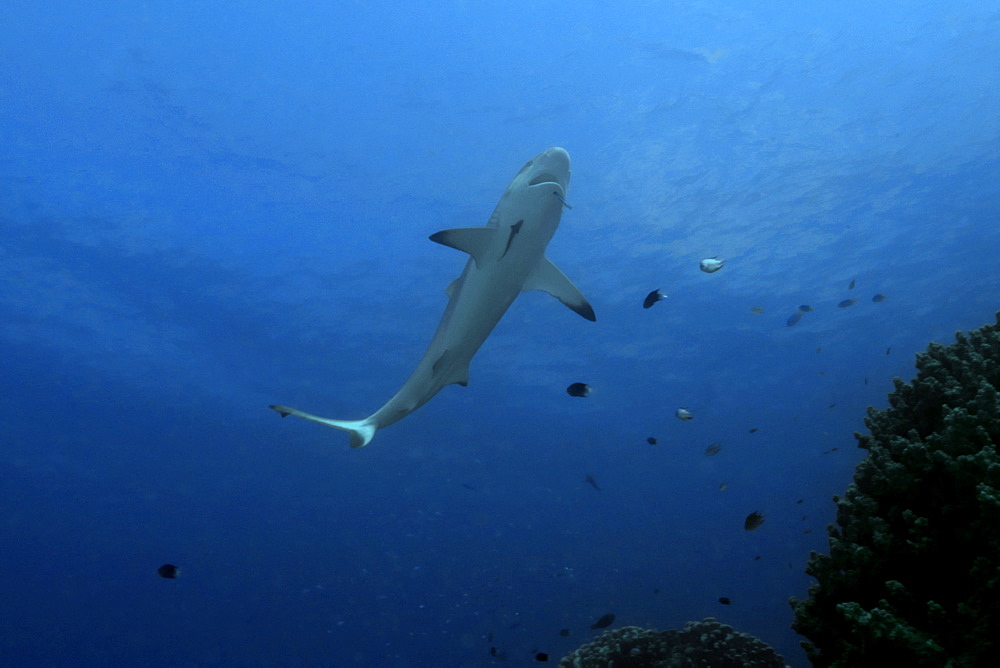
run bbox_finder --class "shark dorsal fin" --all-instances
[429,227,497,268]
[523,256,597,321]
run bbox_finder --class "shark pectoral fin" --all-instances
[429,227,497,268]
[269,405,377,448]
[523,256,597,321]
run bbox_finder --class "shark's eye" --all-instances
[528,172,558,186]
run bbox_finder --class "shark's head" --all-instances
[513,147,571,198]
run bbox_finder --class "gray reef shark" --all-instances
[270,147,595,447]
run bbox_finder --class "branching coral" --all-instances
[559,618,786,667]
[790,312,1000,666]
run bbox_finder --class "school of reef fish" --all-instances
[552,257,998,665]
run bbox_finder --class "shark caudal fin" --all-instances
[269,405,378,448]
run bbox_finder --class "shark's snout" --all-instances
[525,147,571,190]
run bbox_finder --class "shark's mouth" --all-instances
[528,172,561,187]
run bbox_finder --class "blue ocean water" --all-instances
[2,1,998,665]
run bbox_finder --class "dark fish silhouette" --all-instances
[848,278,856,290]
[585,474,601,491]
[872,293,887,302]
[704,442,722,456]
[535,652,549,662]
[718,597,731,605]
[157,564,179,579]
[786,311,803,326]
[566,382,591,397]
[749,428,758,433]
[798,304,814,312]
[643,289,667,309]
[744,511,765,531]
[590,613,615,629]
[646,437,657,445]
[886,347,891,355]
[837,299,857,308]
[559,629,571,637]
[750,306,764,314]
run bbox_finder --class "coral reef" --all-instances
[559,618,786,667]
[790,312,1000,666]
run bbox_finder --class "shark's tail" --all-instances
[269,405,378,448]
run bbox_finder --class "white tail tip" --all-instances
[269,405,378,448]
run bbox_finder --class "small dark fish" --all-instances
[804,529,812,534]
[462,483,475,490]
[643,289,667,309]
[798,304,814,312]
[750,306,764,314]
[848,278,856,290]
[585,474,601,491]
[490,647,499,657]
[786,311,803,327]
[823,450,831,454]
[718,597,731,605]
[566,382,590,397]
[749,428,757,433]
[558,629,571,637]
[646,437,657,445]
[754,555,761,561]
[157,564,179,579]
[816,347,822,353]
[744,511,765,531]
[864,377,869,385]
[653,588,660,594]
[796,499,804,504]
[590,613,616,629]
[831,447,838,451]
[886,347,891,355]
[837,299,857,308]
[704,442,722,456]
[872,293,887,302]
[535,653,549,662]
[827,403,836,408]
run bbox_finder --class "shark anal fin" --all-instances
[429,227,497,268]
[523,256,596,321]
[432,350,471,387]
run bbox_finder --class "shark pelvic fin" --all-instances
[269,405,377,448]
[523,256,596,321]
[429,227,497,268]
